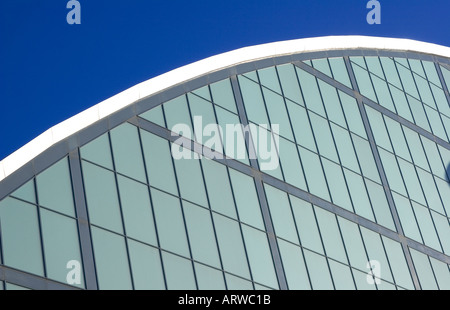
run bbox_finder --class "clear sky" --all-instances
[1,0,449,160]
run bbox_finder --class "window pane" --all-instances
[329,57,352,88]
[117,175,157,245]
[381,236,414,290]
[213,213,250,279]
[258,67,281,94]
[352,64,377,102]
[264,184,299,244]
[210,79,237,113]
[379,57,402,89]
[340,91,366,138]
[296,67,326,117]
[411,202,441,251]
[91,227,132,290]
[390,85,414,122]
[322,158,353,212]
[303,250,334,290]
[344,168,374,221]
[352,134,380,183]
[379,149,407,196]
[36,157,75,217]
[353,268,376,290]
[431,211,450,255]
[315,207,348,263]
[41,209,84,288]
[365,179,395,231]
[141,130,178,195]
[242,225,278,289]
[338,217,368,271]
[229,169,265,230]
[183,201,221,268]
[298,147,330,201]
[82,161,123,233]
[163,95,193,139]
[162,251,196,290]
[290,196,324,254]
[286,100,316,152]
[192,85,211,102]
[128,240,165,290]
[5,283,30,290]
[140,105,165,127]
[392,193,422,243]
[408,95,431,132]
[329,260,355,290]
[277,239,310,290]
[277,64,304,105]
[173,149,208,207]
[331,124,360,174]
[410,248,438,290]
[372,75,395,111]
[397,64,419,98]
[403,126,429,171]
[312,58,332,77]
[11,179,36,204]
[225,274,253,290]
[318,80,347,128]
[365,57,384,78]
[429,257,450,290]
[310,113,339,162]
[194,263,225,290]
[263,88,294,141]
[278,137,307,191]
[398,158,426,205]
[366,107,392,152]
[421,137,446,180]
[239,76,269,125]
[80,133,113,170]
[360,227,393,283]
[384,117,411,162]
[0,198,44,276]
[110,123,146,183]
[151,189,190,257]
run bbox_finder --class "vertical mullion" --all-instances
[434,61,450,109]
[33,177,48,279]
[69,150,98,290]
[344,56,421,290]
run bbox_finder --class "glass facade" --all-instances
[0,48,449,290]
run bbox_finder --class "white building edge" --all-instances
[1,35,450,182]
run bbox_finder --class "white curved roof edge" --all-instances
[1,35,450,182]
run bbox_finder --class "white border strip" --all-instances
[1,35,450,182]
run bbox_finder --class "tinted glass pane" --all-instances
[110,123,146,183]
[140,105,165,127]
[322,158,353,212]
[258,67,282,94]
[315,207,348,263]
[360,227,393,283]
[431,211,450,255]
[162,251,196,290]
[91,227,132,290]
[392,193,422,243]
[277,239,310,290]
[412,202,442,251]
[384,117,411,162]
[344,168,375,221]
[298,147,330,201]
[390,85,414,122]
[195,263,226,290]
[340,91,366,138]
[352,64,377,102]
[128,240,165,290]
[338,217,369,271]
[263,88,294,141]
[310,113,338,162]
[82,161,123,233]
[296,67,326,117]
[365,179,395,231]
[379,149,407,196]
[318,80,347,128]
[410,248,438,290]
[163,95,193,139]
[366,107,392,152]
[80,133,113,170]
[303,250,333,290]
[353,268,376,290]
[0,198,44,276]
[381,236,414,290]
[278,137,307,191]
[238,76,269,125]
[329,260,355,290]
[352,134,380,183]
[429,257,450,290]
[151,189,190,257]
[192,85,211,102]
[41,209,84,288]
[117,175,157,245]
[36,157,75,217]
[225,274,253,290]
[286,100,316,152]
[210,79,237,113]
[331,124,360,174]
[277,64,304,105]
[11,179,36,204]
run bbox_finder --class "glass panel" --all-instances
[319,80,346,128]
[431,84,450,117]
[380,57,402,89]
[340,91,366,138]
[258,67,282,94]
[80,133,113,170]
[366,57,384,78]
[425,105,447,140]
[277,239,310,290]
[434,177,450,218]
[262,88,294,141]
[352,64,377,102]
[286,101,316,152]
[397,64,420,98]
[365,179,395,231]
[310,113,338,162]
[338,217,369,271]
[242,225,278,289]
[384,117,411,162]
[360,227,393,283]
[11,179,36,204]
[183,201,221,268]
[431,211,450,255]
[410,248,438,290]
[312,58,332,77]
[192,85,211,102]
[140,130,178,195]
[264,184,299,244]
[91,227,132,290]
[163,95,193,139]
[408,59,425,77]
[117,175,157,245]
[403,126,429,171]
[229,169,265,230]
[213,213,250,279]
[322,158,353,212]
[421,137,446,180]
[344,168,375,221]
[329,57,352,88]
[392,193,422,243]
[82,161,123,233]
[353,269,376,290]
[194,263,226,290]
[277,64,304,105]
[5,283,30,290]
[381,236,414,290]
[429,257,450,290]
[331,124,360,174]
[408,95,431,132]
[128,240,165,290]
[298,147,330,201]
[365,107,392,152]
[417,168,445,215]
[41,209,84,288]
[140,105,165,127]
[162,251,196,290]
[415,74,435,108]
[210,78,237,113]
[151,189,190,257]
[372,75,395,111]
[411,202,441,251]
[173,149,208,207]
[329,260,355,290]
[390,85,414,122]
[303,250,334,290]
[296,67,326,117]
[352,134,380,183]
[290,196,324,254]
[379,149,407,196]
[422,61,440,86]
[36,157,75,217]
[350,57,366,69]
[225,274,253,290]
[0,198,44,276]
[110,123,146,183]
[315,207,348,263]
[238,76,269,125]
[397,158,426,205]
[278,137,307,191]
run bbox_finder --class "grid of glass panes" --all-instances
[365,106,450,255]
[79,122,278,290]
[349,56,450,142]
[264,183,416,290]
[140,78,250,165]
[237,63,396,231]
[409,247,450,289]
[0,157,85,289]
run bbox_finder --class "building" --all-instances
[0,36,449,290]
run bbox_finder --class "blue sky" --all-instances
[1,0,449,160]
